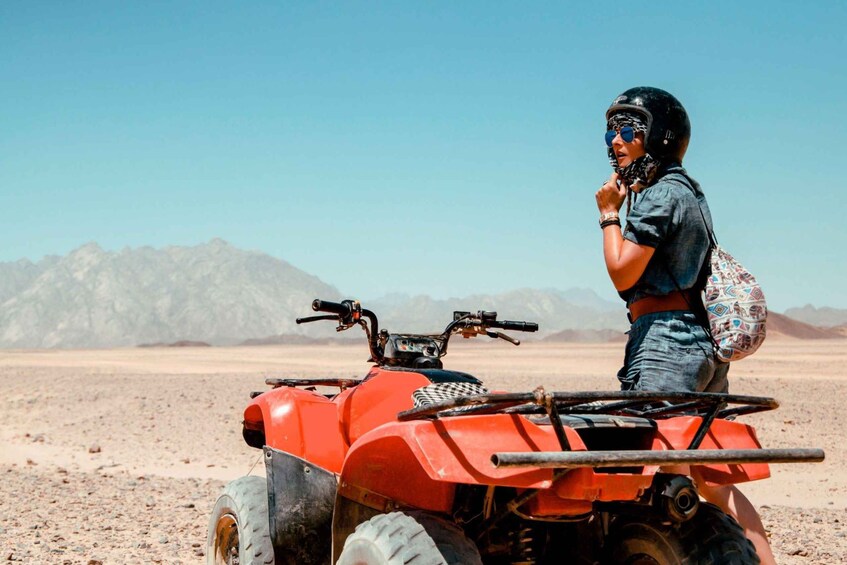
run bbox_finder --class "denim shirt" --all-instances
[619,165,715,306]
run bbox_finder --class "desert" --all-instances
[1,336,845,564]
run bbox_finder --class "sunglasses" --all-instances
[605,126,637,147]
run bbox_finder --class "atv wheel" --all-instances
[207,476,274,565]
[605,502,760,564]
[337,511,482,565]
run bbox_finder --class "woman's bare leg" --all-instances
[699,484,776,565]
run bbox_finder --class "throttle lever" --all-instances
[296,314,339,324]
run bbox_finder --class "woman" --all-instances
[595,86,775,564]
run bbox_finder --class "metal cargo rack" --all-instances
[397,389,825,468]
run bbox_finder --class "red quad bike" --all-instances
[207,299,825,565]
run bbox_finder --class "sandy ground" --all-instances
[0,337,845,564]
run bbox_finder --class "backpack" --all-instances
[703,245,768,362]
[664,175,768,362]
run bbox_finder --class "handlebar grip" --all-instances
[495,320,539,332]
[312,299,351,316]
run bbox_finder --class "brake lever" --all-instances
[296,314,338,324]
[486,330,520,346]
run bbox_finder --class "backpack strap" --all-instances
[648,173,721,354]
[661,172,719,247]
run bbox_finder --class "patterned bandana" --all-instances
[606,111,658,188]
[607,112,648,136]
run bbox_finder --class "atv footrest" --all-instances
[491,448,825,468]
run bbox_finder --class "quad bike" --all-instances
[207,299,824,564]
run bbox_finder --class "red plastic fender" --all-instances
[653,416,770,485]
[339,413,773,514]
[244,387,348,474]
[339,414,588,512]
[336,367,432,446]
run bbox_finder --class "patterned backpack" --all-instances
[666,174,768,362]
[703,245,768,362]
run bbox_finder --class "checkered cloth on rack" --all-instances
[412,382,488,408]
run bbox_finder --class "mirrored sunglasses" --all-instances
[605,126,636,147]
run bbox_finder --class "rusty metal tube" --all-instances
[491,448,825,469]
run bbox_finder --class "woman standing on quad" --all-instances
[594,86,775,564]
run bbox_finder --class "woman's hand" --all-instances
[595,172,655,291]
[595,172,627,214]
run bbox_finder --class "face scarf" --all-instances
[606,112,659,189]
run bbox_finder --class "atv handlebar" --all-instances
[491,320,539,332]
[299,298,538,364]
[312,299,351,316]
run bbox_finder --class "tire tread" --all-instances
[207,476,274,565]
[338,511,482,565]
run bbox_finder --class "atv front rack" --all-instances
[251,378,362,398]
[265,377,362,390]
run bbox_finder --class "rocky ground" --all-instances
[1,339,845,564]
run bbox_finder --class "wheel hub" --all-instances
[213,512,240,565]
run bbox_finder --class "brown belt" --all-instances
[628,290,695,323]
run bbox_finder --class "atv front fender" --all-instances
[244,387,348,473]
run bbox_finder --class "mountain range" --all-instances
[0,240,842,348]
[0,240,341,348]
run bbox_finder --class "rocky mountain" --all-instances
[4,240,841,349]
[0,241,630,348]
[365,289,626,336]
[542,328,628,343]
[783,305,847,328]
[0,240,342,348]
[0,257,57,304]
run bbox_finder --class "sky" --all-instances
[2,1,845,311]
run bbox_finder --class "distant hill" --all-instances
[783,305,847,328]
[0,240,342,348]
[366,289,627,336]
[237,334,360,346]
[539,312,844,343]
[542,328,627,343]
[767,312,844,339]
[138,340,212,348]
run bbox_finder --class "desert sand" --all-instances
[1,337,845,564]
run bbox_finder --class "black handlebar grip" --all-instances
[495,320,539,332]
[312,299,351,316]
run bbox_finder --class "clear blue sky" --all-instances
[2,1,845,310]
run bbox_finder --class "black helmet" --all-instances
[606,86,691,163]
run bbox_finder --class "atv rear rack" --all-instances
[400,389,776,451]
[398,389,825,466]
[491,448,825,468]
